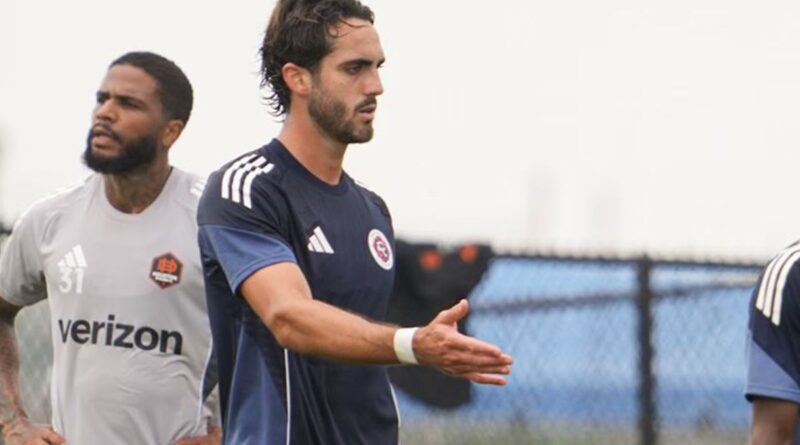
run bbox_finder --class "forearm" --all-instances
[0,312,26,427]
[241,264,512,382]
[266,297,398,364]
[241,263,400,364]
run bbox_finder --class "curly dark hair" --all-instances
[110,51,194,125]
[260,0,374,116]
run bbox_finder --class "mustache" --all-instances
[355,97,378,111]
[90,124,122,143]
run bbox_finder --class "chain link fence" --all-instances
[395,254,760,445]
[0,227,761,444]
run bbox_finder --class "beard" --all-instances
[83,127,159,174]
[308,86,375,144]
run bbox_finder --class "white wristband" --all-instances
[393,327,419,365]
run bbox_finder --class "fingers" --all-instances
[42,429,66,445]
[441,353,513,378]
[172,432,220,445]
[414,328,514,385]
[460,335,509,359]
[431,299,469,327]
[449,361,512,375]
[4,423,65,445]
[463,372,508,386]
[436,332,512,367]
[173,438,205,445]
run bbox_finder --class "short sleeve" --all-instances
[197,156,297,293]
[747,248,800,402]
[198,226,296,294]
[197,154,289,244]
[0,211,46,306]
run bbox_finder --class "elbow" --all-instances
[266,307,303,352]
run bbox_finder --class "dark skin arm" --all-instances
[0,296,24,425]
[752,397,798,445]
[0,296,64,445]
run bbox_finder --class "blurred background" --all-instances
[3,0,800,443]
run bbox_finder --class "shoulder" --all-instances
[351,177,391,219]
[149,168,209,230]
[208,148,288,201]
[753,242,800,327]
[198,147,289,227]
[13,175,96,235]
[167,167,209,209]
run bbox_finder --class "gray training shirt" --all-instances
[0,169,215,445]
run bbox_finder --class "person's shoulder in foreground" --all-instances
[198,1,513,444]
[0,51,220,445]
[747,241,800,445]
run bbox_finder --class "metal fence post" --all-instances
[637,255,657,445]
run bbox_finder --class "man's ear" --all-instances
[282,62,313,97]
[161,120,185,150]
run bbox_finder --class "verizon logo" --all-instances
[58,314,183,355]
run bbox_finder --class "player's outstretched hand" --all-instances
[172,424,222,445]
[2,418,65,445]
[412,299,513,385]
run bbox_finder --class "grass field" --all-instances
[400,420,748,445]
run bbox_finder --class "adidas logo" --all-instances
[221,154,275,209]
[307,226,334,254]
[57,245,87,294]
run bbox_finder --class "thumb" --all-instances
[432,299,469,326]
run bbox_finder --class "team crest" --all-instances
[367,229,393,271]
[150,253,183,289]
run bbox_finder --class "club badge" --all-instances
[367,229,393,271]
[150,253,183,289]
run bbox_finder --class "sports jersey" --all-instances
[0,169,215,445]
[747,241,800,442]
[197,139,399,444]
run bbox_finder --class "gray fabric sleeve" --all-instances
[203,385,221,428]
[0,212,47,306]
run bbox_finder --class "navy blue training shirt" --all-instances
[746,241,800,442]
[197,139,399,445]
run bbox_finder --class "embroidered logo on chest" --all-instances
[150,253,183,289]
[307,226,335,254]
[367,229,393,271]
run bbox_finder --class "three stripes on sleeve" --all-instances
[755,244,800,326]
[221,154,275,209]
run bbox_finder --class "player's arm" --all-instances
[171,422,221,445]
[241,262,513,385]
[747,246,800,445]
[751,397,798,445]
[0,295,64,445]
[0,296,25,427]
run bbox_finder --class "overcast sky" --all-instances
[3,0,800,259]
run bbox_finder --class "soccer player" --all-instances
[747,242,800,444]
[196,0,514,443]
[0,52,220,445]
